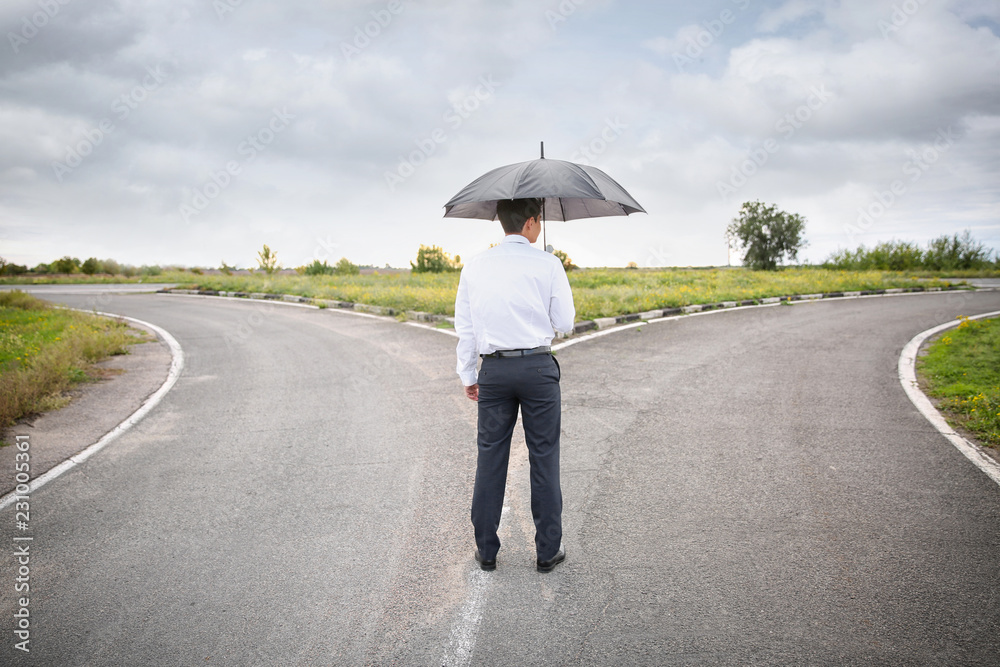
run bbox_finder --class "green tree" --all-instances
[725,201,807,271]
[81,257,101,275]
[0,261,27,276]
[51,256,81,274]
[0,258,27,276]
[100,258,122,275]
[256,244,279,274]
[411,245,462,273]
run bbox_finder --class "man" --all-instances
[454,197,576,573]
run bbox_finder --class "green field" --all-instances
[170,267,959,321]
[919,316,1000,448]
[0,291,144,429]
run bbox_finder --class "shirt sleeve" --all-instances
[454,268,479,386]
[548,262,576,334]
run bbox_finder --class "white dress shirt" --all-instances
[454,235,576,386]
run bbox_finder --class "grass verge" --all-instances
[0,290,145,429]
[174,267,959,321]
[918,315,1000,448]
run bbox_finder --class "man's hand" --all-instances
[464,384,479,402]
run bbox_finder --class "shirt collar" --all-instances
[502,234,530,245]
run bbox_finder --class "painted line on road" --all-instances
[442,569,493,666]
[441,504,511,665]
[0,313,185,511]
[898,310,1000,488]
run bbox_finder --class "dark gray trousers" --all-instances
[472,353,562,562]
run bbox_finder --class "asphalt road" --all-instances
[2,288,999,665]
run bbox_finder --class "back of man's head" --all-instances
[497,198,543,234]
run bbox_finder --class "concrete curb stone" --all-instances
[160,284,979,338]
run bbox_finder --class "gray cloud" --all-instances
[0,0,997,269]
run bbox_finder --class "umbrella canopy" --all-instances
[443,157,646,222]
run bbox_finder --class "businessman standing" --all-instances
[454,197,576,573]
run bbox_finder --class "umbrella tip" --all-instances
[540,141,544,159]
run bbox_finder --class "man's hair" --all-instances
[496,198,543,234]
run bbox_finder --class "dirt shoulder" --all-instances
[0,322,172,496]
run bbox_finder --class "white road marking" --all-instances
[898,310,1000,488]
[442,505,509,666]
[442,569,492,666]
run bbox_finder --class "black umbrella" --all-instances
[443,142,645,249]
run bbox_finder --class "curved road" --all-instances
[2,289,1000,665]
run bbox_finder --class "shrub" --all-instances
[303,260,335,276]
[552,249,578,271]
[411,245,462,273]
[825,230,997,271]
[924,231,995,271]
[334,257,360,275]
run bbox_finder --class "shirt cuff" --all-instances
[459,369,478,386]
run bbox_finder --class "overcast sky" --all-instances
[1,0,998,270]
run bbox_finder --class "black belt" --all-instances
[481,346,551,358]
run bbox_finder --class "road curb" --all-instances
[159,284,986,336]
[898,310,1000,488]
[570,285,973,333]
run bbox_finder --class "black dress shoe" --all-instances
[475,549,496,571]
[536,546,565,573]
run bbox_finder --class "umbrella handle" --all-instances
[539,142,549,251]
[541,197,548,251]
